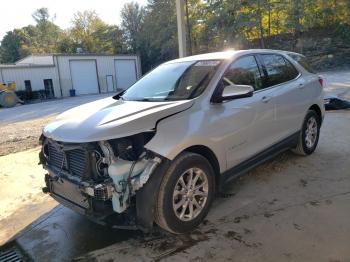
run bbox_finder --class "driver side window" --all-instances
[223,56,263,91]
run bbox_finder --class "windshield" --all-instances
[121,60,221,101]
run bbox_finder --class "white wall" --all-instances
[56,55,141,97]
[0,54,141,98]
[0,66,60,96]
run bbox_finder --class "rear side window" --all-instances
[260,54,299,87]
[222,55,263,91]
[288,53,315,73]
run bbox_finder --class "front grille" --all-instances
[47,142,88,178]
[66,149,88,177]
[48,143,67,169]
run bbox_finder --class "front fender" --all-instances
[145,108,227,173]
[136,157,171,231]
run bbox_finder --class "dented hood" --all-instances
[43,96,193,143]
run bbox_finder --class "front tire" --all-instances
[292,110,321,155]
[154,152,215,234]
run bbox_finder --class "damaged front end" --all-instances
[40,132,164,230]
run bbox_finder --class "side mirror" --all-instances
[216,84,254,102]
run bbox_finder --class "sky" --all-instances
[0,0,148,39]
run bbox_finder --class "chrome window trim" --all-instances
[209,51,303,101]
[254,53,302,94]
[253,72,301,94]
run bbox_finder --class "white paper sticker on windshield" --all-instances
[195,61,221,67]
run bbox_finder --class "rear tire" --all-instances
[292,110,320,155]
[154,152,215,234]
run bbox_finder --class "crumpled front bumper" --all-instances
[42,155,171,231]
[43,170,138,230]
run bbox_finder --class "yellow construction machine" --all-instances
[0,82,23,108]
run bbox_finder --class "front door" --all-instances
[215,55,276,169]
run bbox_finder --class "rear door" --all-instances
[258,53,306,141]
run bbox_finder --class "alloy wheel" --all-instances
[305,116,318,148]
[172,167,209,221]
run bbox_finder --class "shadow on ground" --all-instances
[9,205,141,261]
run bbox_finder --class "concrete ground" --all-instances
[321,70,350,100]
[0,93,110,124]
[0,71,349,261]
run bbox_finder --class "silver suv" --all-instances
[40,50,325,233]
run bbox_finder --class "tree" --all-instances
[29,8,62,53]
[0,30,23,63]
[70,10,122,54]
[139,0,178,71]
[1,1,350,69]
[121,2,145,53]
[107,25,127,53]
[32,8,50,23]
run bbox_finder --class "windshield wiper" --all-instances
[113,90,126,100]
[135,98,152,101]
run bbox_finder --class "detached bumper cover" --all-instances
[43,171,137,229]
[44,173,90,211]
[43,158,170,231]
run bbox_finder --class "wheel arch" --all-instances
[308,104,323,123]
[182,145,221,190]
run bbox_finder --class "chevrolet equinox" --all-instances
[40,50,325,233]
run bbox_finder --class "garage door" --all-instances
[114,59,137,90]
[70,60,99,95]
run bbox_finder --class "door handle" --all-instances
[261,96,272,103]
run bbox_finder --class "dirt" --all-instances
[0,147,57,220]
[0,117,54,156]
[0,93,109,156]
[0,147,58,245]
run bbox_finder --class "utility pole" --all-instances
[176,0,187,57]
[185,0,192,55]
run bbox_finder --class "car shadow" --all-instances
[3,204,213,261]
[5,205,141,261]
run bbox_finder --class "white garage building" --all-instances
[0,54,141,98]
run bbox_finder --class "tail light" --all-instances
[318,76,324,88]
